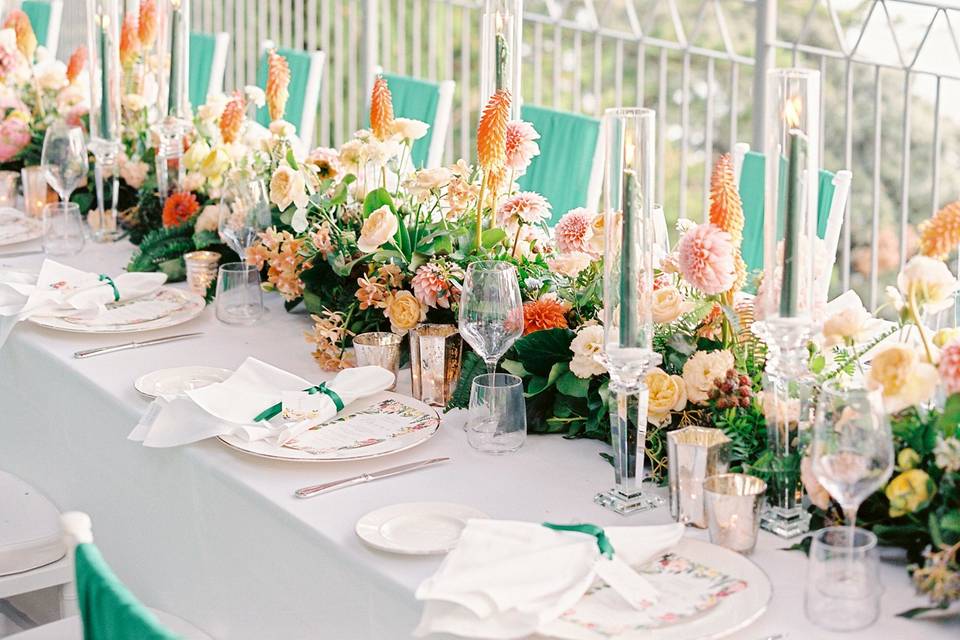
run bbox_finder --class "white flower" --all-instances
[194,204,225,233]
[682,350,735,405]
[182,172,206,193]
[569,325,606,379]
[822,301,879,346]
[548,251,593,278]
[122,93,147,112]
[197,93,230,122]
[390,117,429,141]
[866,343,939,413]
[269,165,309,211]
[243,85,266,107]
[183,140,211,172]
[363,138,403,166]
[676,217,697,234]
[290,207,309,233]
[269,119,296,139]
[933,435,960,472]
[404,167,452,201]
[652,286,694,324]
[357,205,399,253]
[897,256,959,314]
[34,59,66,91]
[339,139,364,174]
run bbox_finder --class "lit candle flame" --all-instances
[783,94,802,129]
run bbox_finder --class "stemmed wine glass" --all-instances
[218,177,272,263]
[41,121,89,203]
[458,260,523,375]
[811,380,894,529]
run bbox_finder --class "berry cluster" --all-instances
[709,369,752,409]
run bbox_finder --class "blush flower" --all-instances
[503,120,540,171]
[677,223,736,295]
[554,208,596,254]
[938,342,960,396]
[411,261,463,309]
[497,191,551,228]
[0,115,30,162]
[306,147,341,181]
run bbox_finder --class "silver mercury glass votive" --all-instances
[353,332,402,391]
[703,473,768,554]
[183,251,221,297]
[667,426,732,527]
[409,324,463,407]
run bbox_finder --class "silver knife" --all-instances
[0,249,43,259]
[73,332,204,359]
[294,457,451,499]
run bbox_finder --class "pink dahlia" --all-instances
[497,191,551,228]
[677,222,736,295]
[504,120,540,172]
[0,116,30,163]
[411,261,463,309]
[554,208,595,254]
[939,342,960,395]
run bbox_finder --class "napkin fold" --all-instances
[130,357,396,448]
[414,520,684,639]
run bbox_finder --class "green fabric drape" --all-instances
[381,73,440,169]
[516,105,600,224]
[256,46,313,133]
[22,1,51,48]
[738,150,837,274]
[188,32,217,110]
[75,543,181,640]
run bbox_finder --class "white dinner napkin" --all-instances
[0,260,167,347]
[129,357,396,448]
[414,520,685,639]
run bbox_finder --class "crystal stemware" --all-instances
[457,260,523,375]
[41,121,89,203]
[811,380,894,528]
[218,177,272,264]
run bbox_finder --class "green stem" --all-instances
[908,291,935,364]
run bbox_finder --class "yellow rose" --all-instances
[866,343,939,413]
[652,286,693,324]
[885,469,936,517]
[646,367,687,425]
[933,327,960,349]
[200,146,231,184]
[269,165,309,211]
[682,349,735,405]
[357,205,399,253]
[897,448,921,471]
[384,291,426,334]
[183,140,211,172]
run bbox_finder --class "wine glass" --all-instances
[219,177,272,264]
[458,260,523,375]
[811,380,894,528]
[41,121,89,203]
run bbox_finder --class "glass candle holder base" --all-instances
[595,487,665,516]
[760,505,810,538]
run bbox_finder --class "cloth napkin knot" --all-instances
[97,274,120,302]
[542,523,615,559]
[252,382,345,422]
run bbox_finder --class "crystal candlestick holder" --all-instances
[154,116,191,202]
[87,138,122,241]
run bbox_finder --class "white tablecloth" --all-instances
[0,240,957,640]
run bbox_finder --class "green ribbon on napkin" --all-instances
[542,523,615,559]
[98,275,120,302]
[252,383,345,423]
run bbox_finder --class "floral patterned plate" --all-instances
[0,208,42,247]
[540,538,771,640]
[29,287,205,333]
[218,392,442,462]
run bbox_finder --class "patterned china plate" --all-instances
[218,392,442,462]
[28,287,205,334]
[0,208,42,247]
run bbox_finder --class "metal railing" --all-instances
[56,1,960,308]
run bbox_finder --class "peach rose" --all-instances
[652,285,693,324]
[384,290,426,334]
[682,349,735,405]
[269,164,309,211]
[357,205,399,253]
[646,367,687,425]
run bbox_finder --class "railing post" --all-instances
[362,0,379,107]
[752,0,777,150]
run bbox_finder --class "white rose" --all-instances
[269,165,309,211]
[822,302,875,347]
[866,343,939,413]
[390,117,429,141]
[569,324,606,379]
[357,205,399,253]
[34,60,66,91]
[269,119,296,139]
[243,85,266,108]
[363,138,403,166]
[897,255,958,314]
[682,349,735,405]
[405,167,452,201]
[646,367,687,425]
[652,285,693,324]
[548,251,593,278]
[194,204,225,233]
[197,93,230,122]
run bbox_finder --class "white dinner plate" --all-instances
[0,208,42,247]
[356,502,488,555]
[28,287,205,334]
[542,537,772,640]
[218,391,441,462]
[135,366,233,399]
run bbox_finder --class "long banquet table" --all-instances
[1,240,957,640]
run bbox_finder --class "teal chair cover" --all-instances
[381,73,441,169]
[75,543,181,640]
[21,1,51,48]
[256,46,312,132]
[738,150,837,274]
[516,105,600,224]
[188,32,217,109]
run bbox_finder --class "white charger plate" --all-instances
[135,366,232,399]
[218,391,441,462]
[28,287,205,334]
[0,208,42,247]
[542,537,772,640]
[356,502,489,555]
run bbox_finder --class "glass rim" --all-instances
[467,259,515,273]
[813,526,878,552]
[471,372,523,389]
[42,201,80,214]
[603,107,656,120]
[768,67,821,81]
[353,331,402,346]
[219,261,258,274]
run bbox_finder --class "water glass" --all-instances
[215,262,263,325]
[41,120,89,202]
[353,332,402,390]
[466,373,526,454]
[804,526,881,631]
[41,202,85,256]
[458,261,523,375]
[219,177,272,262]
[0,170,18,207]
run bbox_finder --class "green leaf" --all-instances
[526,375,549,396]
[809,353,826,375]
[447,351,487,410]
[286,147,299,170]
[481,228,507,248]
[897,603,949,619]
[556,370,590,398]
[500,359,529,378]
[938,393,960,438]
[940,510,960,534]
[362,188,395,217]
[512,328,576,377]
[279,207,294,226]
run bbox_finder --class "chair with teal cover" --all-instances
[188,32,230,109]
[380,72,454,169]
[515,104,602,224]
[6,513,211,640]
[734,145,851,293]
[256,40,325,146]
[20,0,62,58]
